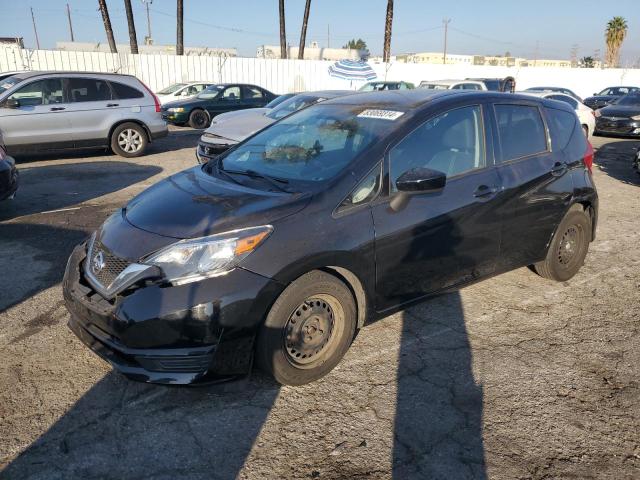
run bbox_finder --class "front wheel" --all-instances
[188,109,210,129]
[533,206,591,281]
[256,270,357,386]
[110,122,148,158]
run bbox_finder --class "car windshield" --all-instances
[197,85,225,99]
[0,76,21,95]
[613,94,640,106]
[266,94,323,120]
[265,93,295,109]
[420,83,449,90]
[213,104,393,183]
[360,82,398,91]
[157,83,187,95]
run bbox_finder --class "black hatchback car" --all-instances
[594,92,640,137]
[63,90,598,386]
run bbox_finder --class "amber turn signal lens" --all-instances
[235,231,270,255]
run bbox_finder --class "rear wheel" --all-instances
[256,270,356,386]
[188,109,209,129]
[110,122,148,158]
[534,206,591,281]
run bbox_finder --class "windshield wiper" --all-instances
[209,157,246,187]
[224,168,292,193]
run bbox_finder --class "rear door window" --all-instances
[67,78,112,102]
[548,94,578,109]
[494,104,548,162]
[8,78,64,106]
[110,81,144,99]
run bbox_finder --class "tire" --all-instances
[256,270,357,386]
[188,109,210,129]
[110,122,148,158]
[533,205,591,281]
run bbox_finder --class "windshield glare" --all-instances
[217,105,392,182]
[266,95,322,120]
[0,76,21,95]
[157,83,187,95]
[197,85,224,99]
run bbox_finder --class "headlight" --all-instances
[632,115,640,121]
[168,107,185,113]
[144,226,272,285]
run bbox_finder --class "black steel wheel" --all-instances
[534,205,591,281]
[188,109,209,129]
[256,270,356,385]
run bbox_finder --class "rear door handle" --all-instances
[50,107,66,111]
[106,103,119,107]
[551,162,568,176]
[473,185,499,198]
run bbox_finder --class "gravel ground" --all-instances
[0,131,638,480]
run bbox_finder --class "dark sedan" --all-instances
[584,86,639,110]
[0,144,18,201]
[595,92,640,137]
[161,83,277,129]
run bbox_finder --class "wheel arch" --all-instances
[321,266,369,329]
[108,119,152,144]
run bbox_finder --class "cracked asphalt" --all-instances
[0,131,638,479]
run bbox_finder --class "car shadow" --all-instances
[0,161,162,222]
[594,139,640,186]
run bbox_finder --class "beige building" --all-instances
[398,51,575,68]
[56,41,237,57]
[256,42,366,61]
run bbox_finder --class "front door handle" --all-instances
[106,103,119,107]
[473,185,499,198]
[50,107,66,111]
[551,162,568,176]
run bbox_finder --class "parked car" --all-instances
[525,86,582,102]
[0,143,18,201]
[584,86,640,110]
[265,93,297,108]
[521,91,595,138]
[197,90,352,162]
[0,71,21,82]
[359,81,415,91]
[156,81,214,105]
[63,90,597,386]
[0,71,167,157]
[161,83,277,129]
[419,79,489,90]
[594,92,640,137]
[633,148,640,175]
[466,77,516,92]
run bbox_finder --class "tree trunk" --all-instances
[298,0,311,60]
[279,0,287,59]
[177,0,184,56]
[123,0,138,54]
[98,0,117,53]
[383,0,394,62]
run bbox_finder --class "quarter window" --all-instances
[222,86,241,100]
[110,82,144,99]
[67,78,112,102]
[544,107,577,151]
[243,86,264,99]
[339,164,382,211]
[389,105,486,191]
[494,104,547,162]
[8,78,64,106]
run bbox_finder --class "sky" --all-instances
[0,0,638,64]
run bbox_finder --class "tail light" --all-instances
[583,140,594,174]
[140,80,161,113]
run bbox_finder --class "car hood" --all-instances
[124,166,311,239]
[204,109,273,141]
[598,105,640,117]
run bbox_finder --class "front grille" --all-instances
[87,240,131,288]
[199,143,230,157]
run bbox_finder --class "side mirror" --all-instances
[396,167,446,193]
[4,98,19,109]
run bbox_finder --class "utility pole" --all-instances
[30,7,40,49]
[66,3,75,42]
[176,0,184,55]
[327,24,330,48]
[279,0,287,59]
[442,18,451,64]
[124,0,139,54]
[141,0,153,45]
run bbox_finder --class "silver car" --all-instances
[0,71,167,157]
[196,90,352,163]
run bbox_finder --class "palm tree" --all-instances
[98,0,117,53]
[298,0,312,60]
[605,16,628,68]
[123,0,139,54]
[383,0,394,62]
[177,0,184,55]
[279,0,287,59]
